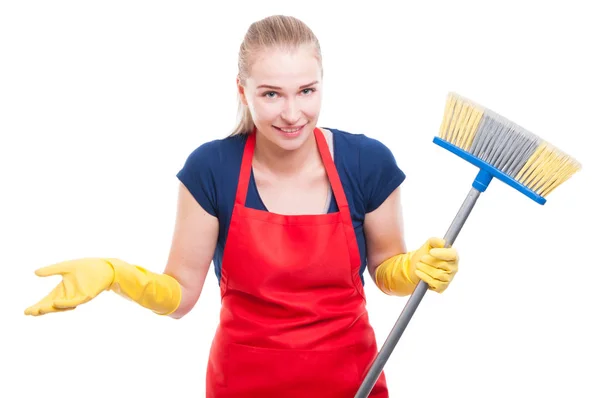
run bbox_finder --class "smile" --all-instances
[275,126,304,133]
[273,125,306,137]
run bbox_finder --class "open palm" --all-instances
[24,258,115,316]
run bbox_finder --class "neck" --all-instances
[254,131,319,176]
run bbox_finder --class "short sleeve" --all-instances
[359,136,406,213]
[176,140,220,217]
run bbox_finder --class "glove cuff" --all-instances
[374,251,418,296]
[105,258,182,316]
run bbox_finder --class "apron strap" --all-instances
[314,128,349,210]
[235,128,256,206]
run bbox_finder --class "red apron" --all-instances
[206,128,388,397]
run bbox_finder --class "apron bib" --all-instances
[206,128,388,397]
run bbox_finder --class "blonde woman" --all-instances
[25,15,459,397]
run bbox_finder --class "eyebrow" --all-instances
[257,80,319,90]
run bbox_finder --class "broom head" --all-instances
[435,92,582,205]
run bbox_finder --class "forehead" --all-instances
[248,45,321,87]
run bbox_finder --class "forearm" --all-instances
[166,284,194,319]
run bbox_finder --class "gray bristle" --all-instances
[468,110,541,179]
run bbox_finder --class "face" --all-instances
[238,44,322,152]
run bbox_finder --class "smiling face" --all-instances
[238,44,323,152]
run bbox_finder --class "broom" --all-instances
[355,92,582,397]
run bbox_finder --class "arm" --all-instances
[24,182,219,318]
[163,182,219,319]
[107,181,218,319]
[364,187,459,296]
[364,186,407,281]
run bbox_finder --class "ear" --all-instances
[236,76,248,105]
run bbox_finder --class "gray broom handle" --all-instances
[354,187,482,398]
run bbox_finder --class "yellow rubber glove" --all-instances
[24,258,181,316]
[375,237,459,296]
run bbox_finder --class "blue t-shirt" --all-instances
[176,127,406,285]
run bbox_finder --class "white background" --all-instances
[2,1,598,397]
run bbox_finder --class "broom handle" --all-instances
[354,186,482,398]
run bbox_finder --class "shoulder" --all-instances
[324,126,403,171]
[324,127,397,159]
[180,133,247,170]
[324,127,406,213]
[176,134,248,217]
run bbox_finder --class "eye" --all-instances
[263,91,278,98]
[301,88,315,95]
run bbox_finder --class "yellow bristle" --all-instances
[539,160,581,196]
[454,101,473,148]
[447,96,465,144]
[515,143,548,184]
[439,93,485,151]
[528,148,581,195]
[457,105,483,150]
[439,93,457,141]
[515,143,581,196]
[450,99,471,145]
[526,149,563,191]
[516,143,548,187]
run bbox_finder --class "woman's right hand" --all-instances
[24,258,115,316]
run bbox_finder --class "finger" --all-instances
[54,296,89,309]
[34,262,71,277]
[45,276,86,309]
[39,304,75,315]
[25,286,77,315]
[38,305,75,315]
[61,274,79,300]
[24,305,42,316]
[24,305,40,316]
[24,301,74,316]
[24,289,60,316]
[417,262,452,282]
[419,254,455,272]
[429,248,458,262]
[427,237,447,249]
[415,270,448,293]
[24,280,69,315]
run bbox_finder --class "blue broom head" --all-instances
[434,92,582,205]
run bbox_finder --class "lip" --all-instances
[274,124,306,131]
[273,124,306,138]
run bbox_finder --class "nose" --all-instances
[281,98,301,124]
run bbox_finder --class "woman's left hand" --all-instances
[412,237,459,293]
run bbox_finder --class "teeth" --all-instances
[279,127,302,133]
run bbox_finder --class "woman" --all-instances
[25,15,459,397]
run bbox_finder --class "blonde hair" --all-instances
[230,15,323,136]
